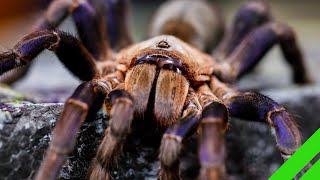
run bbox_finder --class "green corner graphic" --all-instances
[269,128,320,180]
[300,159,320,180]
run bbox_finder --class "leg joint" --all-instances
[48,31,61,50]
[266,107,286,126]
[66,98,89,111]
[107,89,133,105]
[201,101,229,124]
[163,134,182,143]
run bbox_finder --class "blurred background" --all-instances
[0,0,319,100]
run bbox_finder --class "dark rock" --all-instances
[0,102,62,180]
[1,85,319,180]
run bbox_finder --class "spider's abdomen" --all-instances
[124,56,189,127]
[148,0,223,50]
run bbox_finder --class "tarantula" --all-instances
[0,0,312,179]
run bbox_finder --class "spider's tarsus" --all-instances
[269,110,301,155]
[223,91,301,159]
[211,77,304,174]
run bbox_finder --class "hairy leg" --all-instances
[159,89,202,180]
[213,1,271,60]
[87,89,134,180]
[89,0,133,50]
[1,0,91,84]
[35,0,109,59]
[1,0,127,83]
[0,65,30,84]
[210,77,309,178]
[218,22,312,84]
[35,0,74,31]
[35,79,110,180]
[72,0,110,60]
[0,30,98,81]
[197,84,229,180]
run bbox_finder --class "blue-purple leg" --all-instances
[220,22,311,84]
[226,92,301,156]
[159,90,201,180]
[213,1,271,60]
[197,84,229,180]
[210,77,308,178]
[34,0,111,60]
[227,92,311,178]
[72,0,109,60]
[89,0,133,50]
[87,89,134,179]
[0,30,98,81]
[1,0,91,84]
[35,80,109,180]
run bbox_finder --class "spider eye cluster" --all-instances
[133,54,186,75]
[157,40,171,49]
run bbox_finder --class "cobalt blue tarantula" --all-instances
[0,0,312,179]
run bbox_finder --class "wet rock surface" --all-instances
[1,85,319,180]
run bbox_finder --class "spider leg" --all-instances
[159,89,202,180]
[219,22,312,84]
[1,0,102,84]
[213,1,271,60]
[72,0,110,60]
[35,79,110,180]
[197,84,229,180]
[87,89,134,179]
[35,0,110,60]
[210,77,309,178]
[0,64,30,84]
[0,30,98,81]
[1,0,127,83]
[35,0,72,31]
[88,0,133,50]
